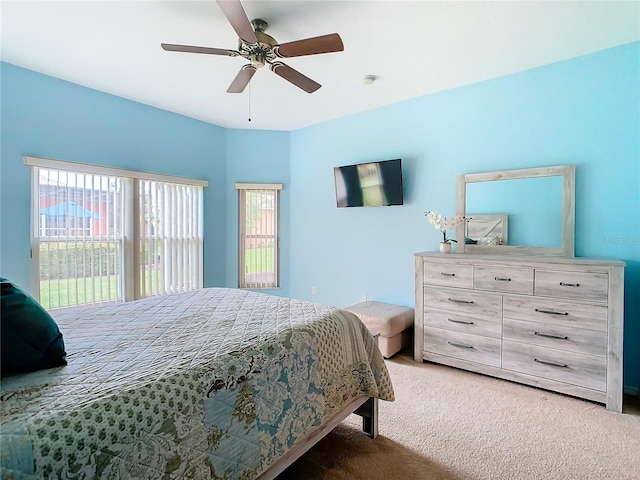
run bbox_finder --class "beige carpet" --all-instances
[279,350,640,480]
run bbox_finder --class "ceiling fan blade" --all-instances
[270,62,321,93]
[227,65,257,93]
[161,43,237,56]
[215,0,258,44]
[274,33,344,58]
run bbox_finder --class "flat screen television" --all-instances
[334,158,404,207]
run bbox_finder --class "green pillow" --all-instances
[1,277,67,377]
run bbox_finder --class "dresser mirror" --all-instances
[455,165,575,256]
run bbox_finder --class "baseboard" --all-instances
[624,385,639,397]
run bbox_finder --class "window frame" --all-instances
[26,155,208,308]
[236,183,282,290]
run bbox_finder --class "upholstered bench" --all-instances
[344,301,414,358]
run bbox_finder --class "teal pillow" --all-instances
[0,277,67,377]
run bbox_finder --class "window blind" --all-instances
[36,168,124,309]
[138,180,204,297]
[236,183,281,289]
[27,156,207,308]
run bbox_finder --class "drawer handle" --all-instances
[440,272,455,277]
[559,282,580,288]
[448,298,474,304]
[448,318,474,325]
[535,308,568,316]
[448,341,474,349]
[494,276,511,282]
[534,358,567,368]
[535,331,569,340]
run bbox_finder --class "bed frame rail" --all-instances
[257,396,378,479]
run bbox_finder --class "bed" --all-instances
[0,287,394,479]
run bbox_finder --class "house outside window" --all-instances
[236,183,282,289]
[27,156,207,310]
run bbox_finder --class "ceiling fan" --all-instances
[161,0,344,94]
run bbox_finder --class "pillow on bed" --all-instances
[0,277,67,377]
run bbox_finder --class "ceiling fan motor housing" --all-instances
[238,19,277,68]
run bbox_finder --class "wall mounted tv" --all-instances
[334,158,404,207]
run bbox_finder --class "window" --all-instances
[236,183,282,289]
[35,167,124,309]
[138,179,204,297]
[27,156,207,309]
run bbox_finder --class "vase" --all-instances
[439,241,452,254]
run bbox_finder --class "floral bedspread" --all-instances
[0,288,394,479]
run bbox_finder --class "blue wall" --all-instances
[225,128,291,296]
[0,62,229,290]
[1,42,638,391]
[289,42,640,390]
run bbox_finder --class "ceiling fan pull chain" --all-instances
[247,82,252,122]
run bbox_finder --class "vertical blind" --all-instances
[27,156,208,309]
[138,180,204,297]
[37,168,124,309]
[237,183,282,289]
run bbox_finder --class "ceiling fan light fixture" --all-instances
[250,53,266,68]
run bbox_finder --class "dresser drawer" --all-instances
[424,287,502,318]
[534,270,608,303]
[424,309,501,338]
[423,262,473,289]
[424,327,501,367]
[474,265,533,294]
[503,296,607,332]
[503,318,607,356]
[502,341,606,391]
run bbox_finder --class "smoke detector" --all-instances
[361,75,377,85]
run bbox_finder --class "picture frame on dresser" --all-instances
[465,214,509,246]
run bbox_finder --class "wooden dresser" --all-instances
[414,252,625,412]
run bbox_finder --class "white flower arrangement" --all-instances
[425,211,465,243]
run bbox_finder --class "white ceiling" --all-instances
[2,1,639,131]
